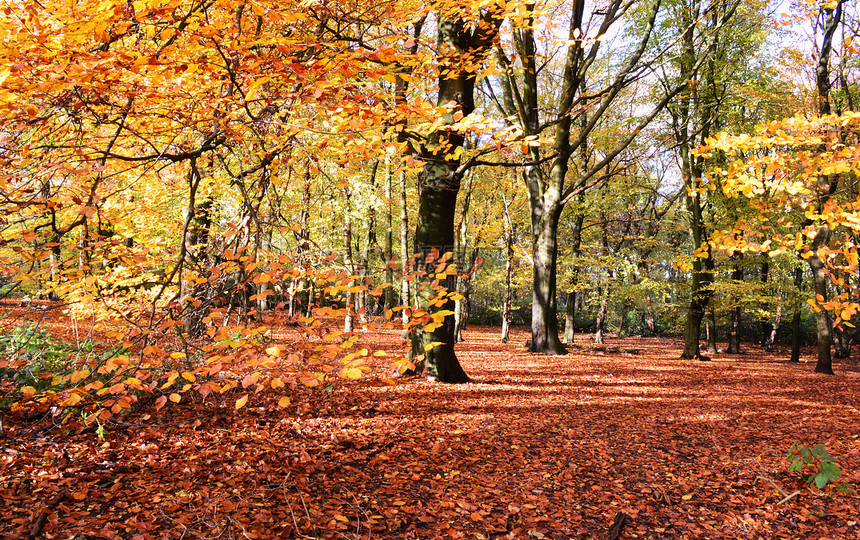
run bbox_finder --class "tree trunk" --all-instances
[399,170,410,324]
[764,294,782,352]
[564,207,585,344]
[564,292,576,344]
[383,161,395,311]
[644,302,656,335]
[407,10,502,382]
[804,0,843,374]
[807,227,833,374]
[726,253,743,354]
[759,260,772,347]
[500,192,515,344]
[594,281,609,345]
[343,187,354,333]
[616,302,627,338]
[705,308,718,355]
[530,201,566,354]
[454,170,474,341]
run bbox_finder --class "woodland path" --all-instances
[2,318,860,539]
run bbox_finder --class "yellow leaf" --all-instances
[20,386,36,396]
[278,396,291,407]
[235,394,249,409]
[340,367,363,379]
[169,393,181,403]
[170,352,187,359]
[681,494,693,501]
[266,346,282,357]
[424,341,444,352]
[271,378,284,389]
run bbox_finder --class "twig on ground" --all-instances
[29,490,67,539]
[607,511,631,540]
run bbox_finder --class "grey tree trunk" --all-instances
[500,192,515,344]
[705,309,718,355]
[530,201,566,354]
[764,295,782,352]
[399,170,410,324]
[343,187,354,333]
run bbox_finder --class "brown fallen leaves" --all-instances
[2,321,860,539]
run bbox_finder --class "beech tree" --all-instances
[489,0,738,353]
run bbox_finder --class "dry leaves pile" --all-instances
[2,313,860,539]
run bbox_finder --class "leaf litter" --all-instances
[2,318,860,539]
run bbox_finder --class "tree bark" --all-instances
[726,253,743,354]
[500,192,515,344]
[790,267,803,363]
[530,201,566,353]
[705,308,718,355]
[408,8,503,382]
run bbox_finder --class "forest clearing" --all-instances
[2,304,859,539]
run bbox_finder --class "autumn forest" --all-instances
[1,0,860,538]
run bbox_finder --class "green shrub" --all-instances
[787,443,843,489]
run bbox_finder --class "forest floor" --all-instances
[2,303,860,539]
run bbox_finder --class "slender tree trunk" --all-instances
[764,294,782,351]
[615,301,628,338]
[343,187,354,333]
[805,0,843,374]
[644,302,656,335]
[807,227,833,373]
[727,253,743,354]
[594,279,609,345]
[564,293,576,344]
[500,192,515,344]
[563,208,585,344]
[399,171,410,324]
[759,260,772,347]
[383,161,395,311]
[454,170,474,341]
[705,308,718,355]
[790,266,804,363]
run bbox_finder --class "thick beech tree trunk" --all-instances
[530,200,566,354]
[804,0,843,375]
[407,10,502,383]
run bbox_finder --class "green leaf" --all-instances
[814,473,828,489]
[820,461,841,479]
